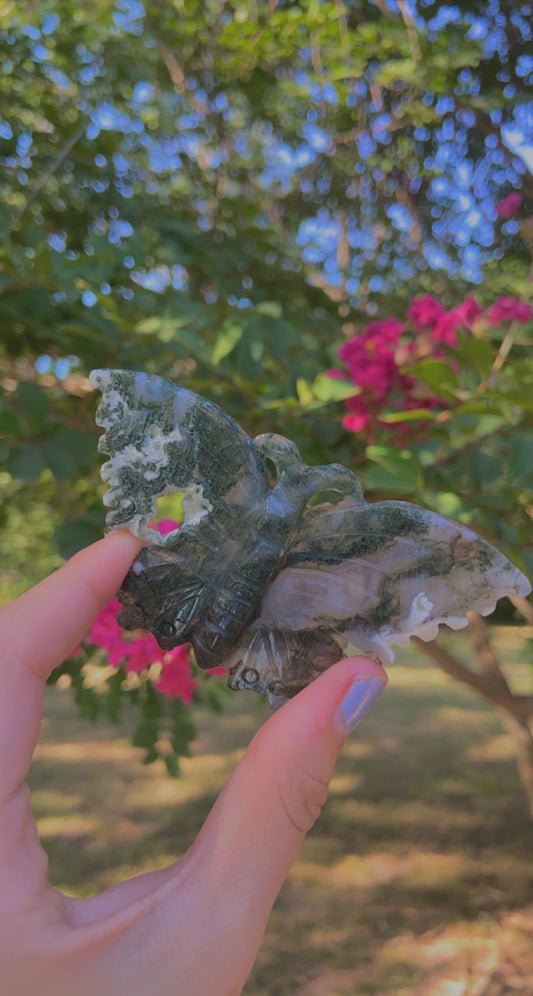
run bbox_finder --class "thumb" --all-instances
[193,656,387,959]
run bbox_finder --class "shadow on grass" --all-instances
[29,635,533,995]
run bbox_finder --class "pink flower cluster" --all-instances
[85,596,197,702]
[84,519,222,701]
[408,294,483,345]
[487,297,532,324]
[336,318,418,435]
[335,292,531,439]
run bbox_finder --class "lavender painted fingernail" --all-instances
[340,677,384,732]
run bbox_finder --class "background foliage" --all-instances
[1,0,532,775]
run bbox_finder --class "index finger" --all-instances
[0,530,144,804]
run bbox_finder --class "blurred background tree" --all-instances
[1,0,532,798]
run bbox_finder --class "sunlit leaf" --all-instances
[312,374,358,403]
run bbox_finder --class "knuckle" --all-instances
[278,766,331,835]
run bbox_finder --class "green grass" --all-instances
[30,628,533,995]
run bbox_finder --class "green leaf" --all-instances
[134,316,162,335]
[470,415,507,436]
[412,440,442,467]
[422,491,472,522]
[260,395,300,411]
[0,407,21,437]
[142,688,163,719]
[143,747,160,765]
[455,335,494,379]
[256,301,282,318]
[312,374,358,403]
[469,451,503,489]
[73,684,101,722]
[6,443,47,482]
[132,719,159,750]
[375,58,418,86]
[490,388,533,412]
[365,446,418,493]
[104,669,125,724]
[16,381,50,430]
[452,400,497,416]
[41,439,76,481]
[364,463,418,493]
[508,433,533,486]
[164,753,180,777]
[53,519,103,558]
[408,359,458,396]
[47,425,96,469]
[231,318,265,380]
[212,322,243,365]
[296,378,314,407]
[380,408,435,423]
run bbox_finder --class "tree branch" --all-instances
[468,612,533,818]
[397,0,421,64]
[413,634,533,719]
[334,0,349,47]
[6,121,87,238]
[415,619,533,816]
[157,42,207,115]
[510,596,533,626]
[479,258,533,391]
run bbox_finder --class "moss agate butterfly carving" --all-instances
[90,369,531,709]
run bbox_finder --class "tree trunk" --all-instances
[414,614,533,818]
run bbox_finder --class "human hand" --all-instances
[0,531,387,996]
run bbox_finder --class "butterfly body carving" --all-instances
[91,369,531,708]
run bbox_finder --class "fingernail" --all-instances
[339,676,385,733]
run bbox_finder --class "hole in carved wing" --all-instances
[150,492,185,535]
[306,489,345,508]
[264,457,278,486]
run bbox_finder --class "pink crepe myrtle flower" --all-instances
[332,291,533,445]
[363,318,405,344]
[337,319,439,440]
[86,597,127,665]
[455,295,483,328]
[487,298,532,325]
[342,409,371,434]
[154,518,180,535]
[408,295,445,331]
[496,193,523,219]
[84,593,197,700]
[121,632,166,673]
[335,298,485,440]
[432,309,461,347]
[338,329,400,402]
[154,646,197,702]
[325,367,359,388]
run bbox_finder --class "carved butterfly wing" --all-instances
[91,369,270,643]
[116,545,208,647]
[90,368,268,541]
[227,496,530,707]
[225,626,345,708]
